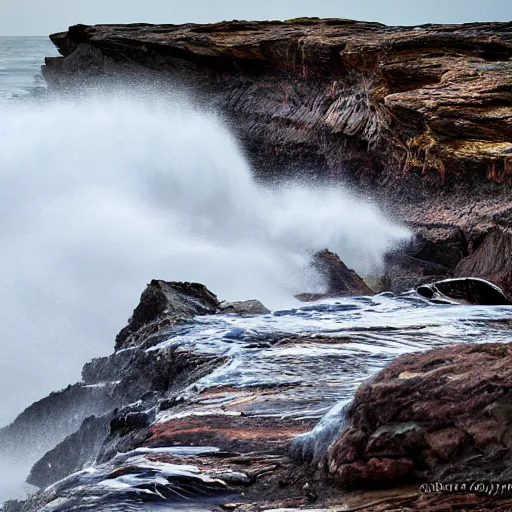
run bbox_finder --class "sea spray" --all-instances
[0,90,410,428]
[291,400,352,464]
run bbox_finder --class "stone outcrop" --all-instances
[417,277,512,305]
[327,343,512,489]
[314,249,374,297]
[298,249,374,300]
[4,276,512,512]
[43,20,512,191]
[115,279,219,350]
[0,281,224,493]
[9,279,350,511]
[40,19,512,295]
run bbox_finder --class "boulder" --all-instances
[298,249,374,300]
[417,277,512,305]
[327,343,512,489]
[219,300,271,315]
[115,280,219,350]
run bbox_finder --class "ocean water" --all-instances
[2,36,512,510]
[0,37,58,101]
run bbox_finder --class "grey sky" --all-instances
[1,0,511,36]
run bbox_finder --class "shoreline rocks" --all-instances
[327,343,512,490]
[417,277,512,305]
[2,277,512,512]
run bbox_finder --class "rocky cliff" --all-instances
[41,19,512,293]
[3,20,511,512]
[5,276,512,512]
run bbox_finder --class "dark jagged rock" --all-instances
[115,280,219,350]
[298,249,374,300]
[417,277,512,305]
[27,413,113,489]
[314,250,374,296]
[0,383,116,466]
[3,281,223,492]
[327,343,512,490]
[25,336,225,489]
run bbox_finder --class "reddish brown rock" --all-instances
[298,249,374,300]
[41,20,512,294]
[327,343,512,489]
[43,20,512,192]
[145,414,316,454]
[335,457,415,488]
[425,427,467,461]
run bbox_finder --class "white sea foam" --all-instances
[0,91,410,428]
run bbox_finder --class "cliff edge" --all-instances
[42,19,512,292]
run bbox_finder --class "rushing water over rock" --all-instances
[2,32,512,512]
[8,289,512,511]
[0,90,410,431]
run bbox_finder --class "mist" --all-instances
[0,91,410,426]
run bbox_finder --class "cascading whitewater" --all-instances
[0,91,410,427]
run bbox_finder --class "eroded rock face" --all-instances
[43,20,512,191]
[327,343,512,489]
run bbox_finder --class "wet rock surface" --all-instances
[5,277,512,511]
[417,277,512,305]
[327,343,512,491]
[220,300,271,315]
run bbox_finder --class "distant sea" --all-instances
[0,37,58,101]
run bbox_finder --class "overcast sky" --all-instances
[1,0,510,36]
